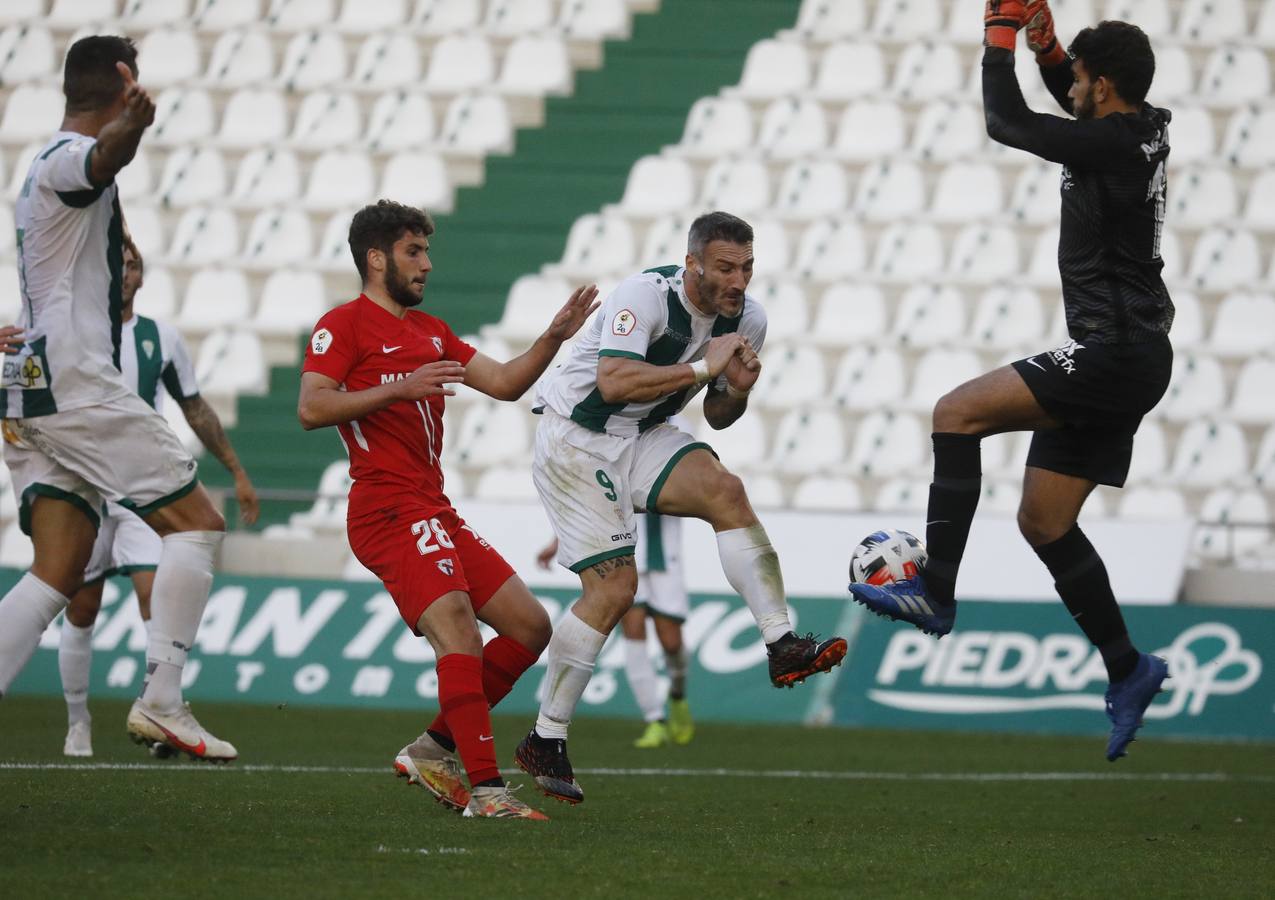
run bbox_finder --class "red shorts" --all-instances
[347,504,516,633]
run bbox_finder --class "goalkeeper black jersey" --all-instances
[983,46,1174,345]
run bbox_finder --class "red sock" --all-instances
[429,636,539,744]
[436,653,500,786]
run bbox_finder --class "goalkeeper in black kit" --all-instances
[849,1,1174,762]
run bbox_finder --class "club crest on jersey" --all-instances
[311,328,333,355]
[141,339,155,359]
[612,309,636,336]
[431,336,443,354]
[437,558,455,576]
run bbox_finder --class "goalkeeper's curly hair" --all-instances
[348,200,435,282]
[1069,21,1155,106]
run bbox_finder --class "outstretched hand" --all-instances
[115,61,155,129]
[396,360,466,401]
[544,284,600,343]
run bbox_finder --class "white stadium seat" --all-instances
[1243,170,1275,232]
[854,160,924,223]
[734,39,811,99]
[133,267,178,320]
[678,97,754,160]
[336,0,407,32]
[411,0,483,34]
[485,0,554,36]
[122,204,163,259]
[454,404,531,468]
[791,477,863,512]
[277,30,347,91]
[1230,356,1275,424]
[1254,426,1275,488]
[752,218,792,280]
[793,219,867,283]
[891,41,963,103]
[155,147,227,208]
[1117,487,1189,521]
[1126,419,1169,484]
[891,284,966,349]
[559,0,628,40]
[968,287,1044,348]
[773,161,848,221]
[832,100,906,161]
[180,267,253,330]
[304,151,375,211]
[1220,105,1275,169]
[500,36,572,97]
[1170,106,1216,166]
[812,284,887,351]
[699,158,771,216]
[267,0,336,32]
[770,409,846,476]
[871,223,944,282]
[1177,0,1248,44]
[0,25,55,84]
[1195,489,1271,560]
[748,281,807,342]
[204,30,275,88]
[947,225,1019,285]
[639,215,695,267]
[1104,0,1173,39]
[845,411,925,478]
[871,0,942,41]
[1170,420,1249,487]
[150,89,215,147]
[473,467,540,502]
[255,270,329,336]
[931,162,1003,223]
[1186,228,1260,292]
[1197,46,1270,108]
[1048,0,1096,42]
[134,27,200,87]
[218,89,289,149]
[0,0,45,27]
[426,34,495,93]
[289,92,362,150]
[812,42,886,100]
[757,98,829,160]
[351,34,422,91]
[291,461,352,531]
[1210,292,1275,356]
[242,208,313,267]
[49,0,117,27]
[1152,45,1194,102]
[364,91,435,152]
[1,86,62,143]
[910,101,984,162]
[1168,290,1203,348]
[558,214,637,279]
[906,349,981,412]
[380,152,452,213]
[196,329,267,397]
[872,478,930,513]
[1257,0,1275,47]
[437,95,513,155]
[316,209,356,272]
[980,480,1023,516]
[0,263,20,322]
[1157,352,1226,422]
[794,0,868,41]
[1169,168,1236,229]
[752,344,826,411]
[229,148,302,209]
[492,275,571,342]
[167,207,240,263]
[191,0,261,31]
[114,148,154,200]
[696,411,768,473]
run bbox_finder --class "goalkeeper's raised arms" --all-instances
[1025,0,1069,67]
[984,0,1028,51]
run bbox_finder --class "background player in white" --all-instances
[514,212,848,804]
[0,37,235,762]
[60,240,261,757]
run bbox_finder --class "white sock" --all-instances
[665,646,688,700]
[623,637,664,722]
[0,573,69,696]
[716,525,792,644]
[141,530,222,712]
[534,611,607,740]
[59,620,94,725]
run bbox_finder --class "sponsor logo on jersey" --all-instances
[431,336,443,354]
[660,326,691,345]
[3,354,48,390]
[382,344,402,354]
[1060,166,1074,192]
[612,309,636,336]
[141,339,155,359]
[312,328,333,355]
[436,558,455,576]
[379,373,410,384]
[610,532,634,542]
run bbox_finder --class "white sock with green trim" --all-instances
[716,524,792,644]
[59,620,94,725]
[535,611,607,740]
[141,530,222,712]
[0,573,68,696]
[623,637,664,723]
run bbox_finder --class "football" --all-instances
[849,529,927,586]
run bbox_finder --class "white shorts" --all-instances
[2,391,198,535]
[635,511,688,622]
[532,409,713,573]
[83,501,164,583]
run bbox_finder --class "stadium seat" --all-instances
[677,97,754,160]
[829,344,905,410]
[380,152,453,213]
[425,34,495,94]
[1219,104,1275,169]
[316,208,356,272]
[694,410,767,473]
[1242,170,1275,232]
[1047,0,1097,41]
[770,409,846,475]
[891,284,966,348]
[845,411,925,478]
[791,476,863,512]
[620,156,695,217]
[891,41,963,103]
[1194,489,1271,560]
[1177,0,1248,44]
[811,283,887,350]
[871,223,944,282]
[931,162,1003,223]
[1170,106,1216,166]
[948,225,1019,285]
[1151,44,1194,101]
[133,27,200,88]
[1157,351,1226,422]
[980,480,1023,516]
[132,266,178,319]
[166,207,240,263]
[906,349,982,412]
[304,150,375,211]
[277,31,347,91]
[1167,290,1203,347]
[228,148,302,209]
[203,30,275,88]
[1257,0,1275,46]
[559,0,629,40]
[638,214,695,266]
[968,287,1044,348]
[190,0,260,30]
[290,461,351,531]
[179,267,253,330]
[485,0,554,36]
[150,88,215,147]
[752,344,826,410]
[491,275,572,342]
[733,39,811,99]
[749,280,806,343]
[871,478,930,513]
[1103,0,1173,39]
[411,0,483,34]
[0,262,19,322]
[364,91,435,152]
[48,0,118,27]
[1117,486,1189,520]
[1170,420,1249,487]
[793,0,868,41]
[773,161,848,221]
[500,36,572,97]
[351,33,422,91]
[437,94,513,155]
[0,25,54,85]
[1229,355,1275,424]
[910,100,984,162]
[288,92,361,149]
[267,0,336,31]
[855,160,925,222]
[699,158,771,216]
[114,147,154,199]
[1,85,62,143]
[1197,46,1270,108]
[155,147,227,208]
[1210,292,1275,357]
[218,89,289,149]
[1253,425,1275,488]
[196,329,268,397]
[1169,167,1237,229]
[793,219,867,283]
[1187,228,1262,292]
[454,403,530,467]
[122,204,163,259]
[757,98,828,160]
[1125,418,1168,483]
[832,100,906,161]
[336,0,408,32]
[811,41,886,100]
[473,466,540,502]
[557,213,636,279]
[0,0,45,27]
[242,208,313,267]
[871,0,942,41]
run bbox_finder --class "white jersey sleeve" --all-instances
[39,135,101,194]
[597,277,669,361]
[159,320,200,400]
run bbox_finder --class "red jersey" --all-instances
[302,295,475,518]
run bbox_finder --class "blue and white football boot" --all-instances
[1104,652,1169,762]
[847,574,955,637]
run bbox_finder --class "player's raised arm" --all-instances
[463,283,600,401]
[599,333,744,405]
[1025,0,1075,113]
[702,337,762,430]
[87,61,155,187]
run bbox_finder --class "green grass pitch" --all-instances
[1,697,1271,899]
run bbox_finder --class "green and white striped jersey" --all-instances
[7,131,130,418]
[120,315,200,413]
[536,265,767,437]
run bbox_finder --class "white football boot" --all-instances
[393,731,470,812]
[127,700,237,763]
[63,719,93,757]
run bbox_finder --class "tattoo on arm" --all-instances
[179,395,243,477]
[588,555,636,579]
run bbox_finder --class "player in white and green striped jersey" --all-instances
[514,212,848,806]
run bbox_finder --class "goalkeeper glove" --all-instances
[1024,0,1068,67]
[984,0,1027,51]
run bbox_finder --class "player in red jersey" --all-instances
[299,200,598,820]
